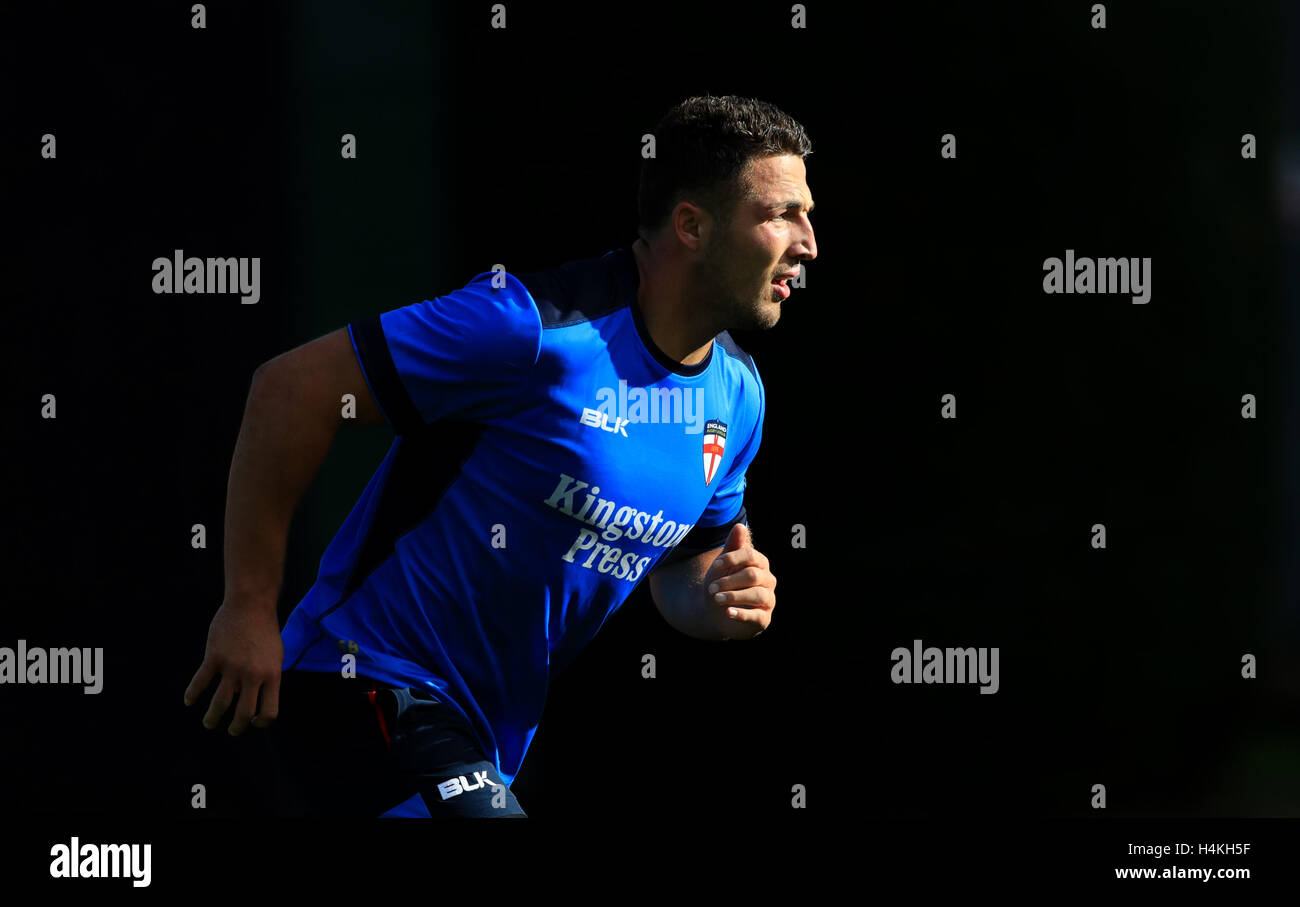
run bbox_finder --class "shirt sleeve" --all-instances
[660,371,766,564]
[347,269,544,434]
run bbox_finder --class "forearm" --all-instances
[222,365,342,612]
[649,550,732,641]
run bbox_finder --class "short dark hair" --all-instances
[637,95,812,238]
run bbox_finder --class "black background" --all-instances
[4,0,1299,886]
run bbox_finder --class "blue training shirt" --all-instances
[280,247,765,787]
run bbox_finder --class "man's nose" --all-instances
[799,224,817,261]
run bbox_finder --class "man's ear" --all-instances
[672,200,706,252]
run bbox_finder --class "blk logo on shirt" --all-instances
[703,419,727,485]
[437,770,494,799]
[580,406,630,437]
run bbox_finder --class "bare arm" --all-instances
[223,328,387,604]
[185,327,387,735]
[649,546,730,640]
[648,523,776,642]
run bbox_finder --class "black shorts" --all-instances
[269,668,526,817]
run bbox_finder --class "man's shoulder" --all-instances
[713,331,760,385]
[514,247,636,329]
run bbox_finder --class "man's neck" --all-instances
[631,237,716,367]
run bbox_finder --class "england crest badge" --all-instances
[703,419,728,485]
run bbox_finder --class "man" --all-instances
[184,95,817,817]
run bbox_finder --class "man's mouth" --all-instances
[771,270,798,300]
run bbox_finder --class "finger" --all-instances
[202,675,237,731]
[184,660,216,707]
[714,586,775,609]
[227,678,263,737]
[737,523,755,552]
[723,606,770,634]
[251,674,281,729]
[720,521,749,553]
[707,566,768,594]
[708,546,769,579]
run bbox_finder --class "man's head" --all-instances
[637,95,817,331]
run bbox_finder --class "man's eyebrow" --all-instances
[771,199,815,214]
